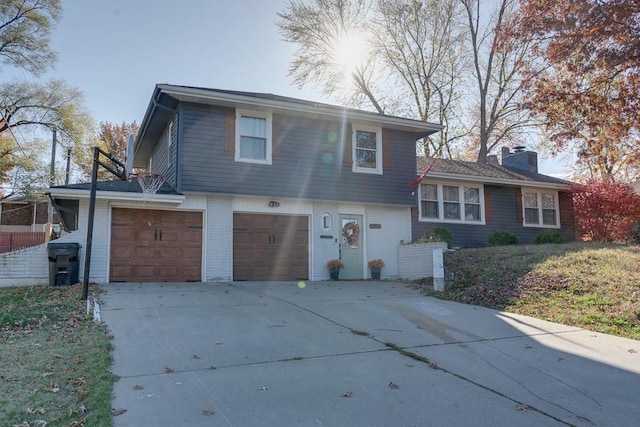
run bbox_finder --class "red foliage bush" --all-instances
[571,180,640,242]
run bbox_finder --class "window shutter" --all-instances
[225,108,235,155]
[484,187,492,222]
[516,189,523,223]
[382,129,391,171]
[343,124,353,167]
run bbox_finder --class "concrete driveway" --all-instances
[100,281,640,426]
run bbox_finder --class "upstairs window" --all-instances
[235,110,272,164]
[419,182,484,224]
[352,125,382,174]
[523,190,559,228]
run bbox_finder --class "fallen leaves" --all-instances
[164,366,174,373]
[341,391,353,398]
[46,382,60,393]
[388,381,400,389]
[75,390,89,401]
[202,409,215,416]
[133,384,144,390]
[111,408,127,416]
[257,386,269,391]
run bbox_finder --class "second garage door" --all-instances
[233,213,309,281]
[110,208,203,282]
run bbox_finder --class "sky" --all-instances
[14,0,564,177]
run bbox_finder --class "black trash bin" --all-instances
[47,242,80,286]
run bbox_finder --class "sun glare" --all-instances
[332,30,369,80]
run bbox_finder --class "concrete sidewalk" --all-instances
[100,281,640,426]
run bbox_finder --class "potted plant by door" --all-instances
[326,259,344,280]
[367,259,385,280]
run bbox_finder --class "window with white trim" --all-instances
[235,110,272,164]
[419,182,484,224]
[352,125,382,174]
[522,190,559,228]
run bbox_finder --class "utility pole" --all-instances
[65,147,71,185]
[48,129,57,224]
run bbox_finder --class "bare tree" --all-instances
[278,0,383,111]
[460,0,534,163]
[372,0,468,157]
[278,0,535,162]
[278,0,467,157]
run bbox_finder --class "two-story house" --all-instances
[48,84,442,283]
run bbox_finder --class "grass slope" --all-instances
[0,284,114,426]
[419,242,640,341]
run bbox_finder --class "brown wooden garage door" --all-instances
[110,208,202,282]
[233,213,308,281]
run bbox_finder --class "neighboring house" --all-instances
[0,197,55,253]
[0,196,51,232]
[412,148,576,247]
[48,84,442,283]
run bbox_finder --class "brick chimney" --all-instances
[501,146,538,174]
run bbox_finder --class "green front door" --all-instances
[339,214,363,279]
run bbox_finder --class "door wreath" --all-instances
[342,221,360,247]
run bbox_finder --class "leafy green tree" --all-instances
[0,0,60,75]
[0,80,92,144]
[0,135,47,199]
[0,0,93,194]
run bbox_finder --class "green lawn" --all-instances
[0,284,114,427]
[418,242,640,340]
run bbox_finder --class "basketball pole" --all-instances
[81,148,99,301]
[81,147,127,300]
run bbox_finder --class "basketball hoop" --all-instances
[133,172,166,201]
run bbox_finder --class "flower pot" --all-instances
[370,267,381,280]
[330,268,340,280]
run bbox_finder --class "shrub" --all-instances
[417,226,453,248]
[571,179,640,242]
[534,230,565,244]
[488,231,518,246]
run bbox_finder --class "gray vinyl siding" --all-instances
[149,115,178,187]
[179,103,417,205]
[412,185,576,247]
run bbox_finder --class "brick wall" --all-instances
[1,202,34,225]
[1,201,58,227]
[365,206,412,279]
[398,242,448,280]
[205,195,233,281]
[0,232,79,287]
